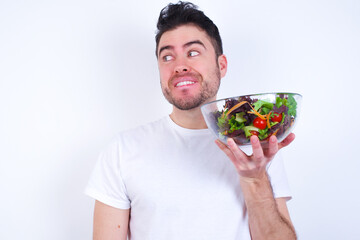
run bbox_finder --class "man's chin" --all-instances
[170,97,204,111]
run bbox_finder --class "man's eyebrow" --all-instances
[158,40,206,57]
[158,45,173,57]
[183,40,206,49]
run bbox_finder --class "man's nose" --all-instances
[175,66,189,73]
[174,61,190,74]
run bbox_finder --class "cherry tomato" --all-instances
[253,117,267,130]
[250,131,259,136]
[271,112,283,123]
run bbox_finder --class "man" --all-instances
[85,2,297,239]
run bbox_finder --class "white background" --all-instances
[0,0,359,239]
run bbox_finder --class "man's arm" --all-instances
[93,200,130,240]
[239,175,296,239]
[215,134,297,240]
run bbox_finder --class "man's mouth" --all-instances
[175,81,196,87]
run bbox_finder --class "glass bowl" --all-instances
[201,92,302,146]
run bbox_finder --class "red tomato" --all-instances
[253,117,267,130]
[271,112,283,123]
[250,131,259,136]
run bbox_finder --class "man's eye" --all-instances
[188,51,199,57]
[162,55,173,61]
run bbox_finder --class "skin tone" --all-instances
[93,23,297,240]
[157,24,227,129]
[93,201,129,240]
[216,136,297,239]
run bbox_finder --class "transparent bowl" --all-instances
[201,92,302,146]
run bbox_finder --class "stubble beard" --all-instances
[161,67,221,111]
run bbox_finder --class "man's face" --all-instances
[157,24,227,110]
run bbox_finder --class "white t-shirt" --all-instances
[85,115,291,240]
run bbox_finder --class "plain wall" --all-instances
[0,0,359,239]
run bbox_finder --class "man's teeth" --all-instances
[176,81,195,87]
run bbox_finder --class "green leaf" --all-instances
[228,115,245,133]
[276,97,283,108]
[217,112,228,129]
[243,126,260,138]
[261,107,272,115]
[258,128,269,140]
[270,121,279,128]
[253,100,274,112]
[235,112,247,124]
[281,112,285,124]
[287,95,297,117]
[217,116,226,128]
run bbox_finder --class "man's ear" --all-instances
[218,54,228,78]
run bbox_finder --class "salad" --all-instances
[214,94,298,143]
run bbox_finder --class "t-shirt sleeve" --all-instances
[267,151,292,201]
[84,136,130,209]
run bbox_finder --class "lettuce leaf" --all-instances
[228,114,245,133]
[287,95,297,117]
[253,100,274,112]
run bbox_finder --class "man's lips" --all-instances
[175,80,196,87]
[172,75,199,88]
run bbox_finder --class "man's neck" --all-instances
[169,107,208,129]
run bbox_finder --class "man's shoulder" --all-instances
[105,116,170,153]
[116,116,170,140]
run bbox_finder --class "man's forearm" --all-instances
[240,174,297,240]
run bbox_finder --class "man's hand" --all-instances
[215,133,297,240]
[215,133,295,180]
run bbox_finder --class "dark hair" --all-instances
[155,1,223,58]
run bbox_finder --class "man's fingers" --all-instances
[215,139,235,161]
[279,133,296,149]
[267,135,279,156]
[250,136,264,162]
[226,138,249,161]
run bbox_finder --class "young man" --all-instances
[85,2,297,239]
